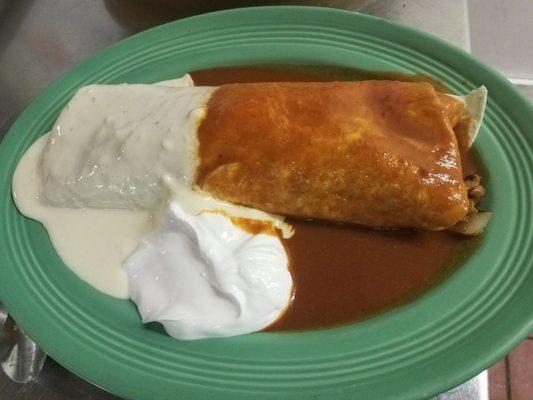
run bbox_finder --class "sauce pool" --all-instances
[191,65,483,332]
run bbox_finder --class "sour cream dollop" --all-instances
[125,202,292,340]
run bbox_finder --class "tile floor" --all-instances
[488,332,533,399]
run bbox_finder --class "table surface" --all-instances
[0,0,516,399]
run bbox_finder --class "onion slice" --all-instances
[448,212,492,236]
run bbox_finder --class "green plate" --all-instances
[0,7,531,400]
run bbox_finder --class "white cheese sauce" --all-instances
[40,83,214,209]
[12,76,205,298]
[12,134,152,298]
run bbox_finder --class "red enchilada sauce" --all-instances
[191,66,483,332]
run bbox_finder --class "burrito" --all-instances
[38,77,486,230]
